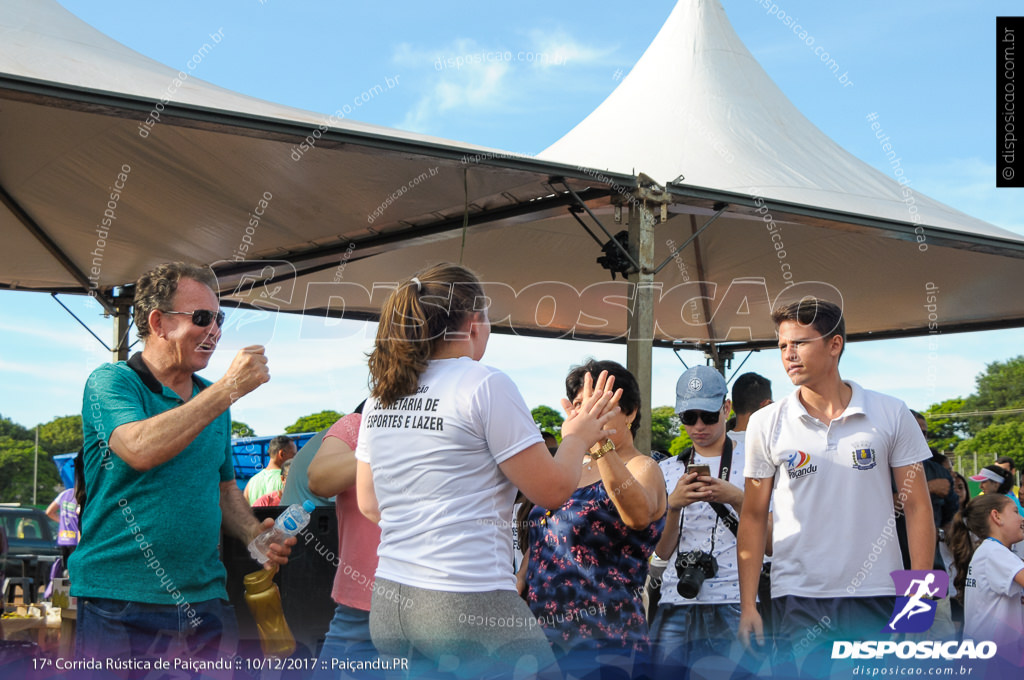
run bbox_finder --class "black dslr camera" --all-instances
[675,550,719,598]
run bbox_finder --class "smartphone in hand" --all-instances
[687,464,711,477]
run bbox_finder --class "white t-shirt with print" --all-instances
[658,440,745,605]
[963,538,1024,657]
[356,357,542,592]
[743,381,931,598]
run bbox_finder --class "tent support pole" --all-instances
[707,346,732,376]
[112,288,133,362]
[627,201,655,455]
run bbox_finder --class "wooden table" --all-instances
[0,610,59,650]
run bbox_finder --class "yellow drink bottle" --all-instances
[243,566,296,658]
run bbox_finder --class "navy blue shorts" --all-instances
[769,595,895,679]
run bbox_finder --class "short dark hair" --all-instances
[996,456,1016,470]
[565,359,641,441]
[134,262,219,340]
[911,410,928,436]
[732,373,772,415]
[269,435,294,456]
[771,297,846,358]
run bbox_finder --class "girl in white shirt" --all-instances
[354,262,621,679]
[947,492,1024,667]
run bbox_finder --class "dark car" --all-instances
[0,506,61,597]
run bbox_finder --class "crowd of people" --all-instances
[64,260,1024,679]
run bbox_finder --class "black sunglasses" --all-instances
[680,409,722,426]
[162,309,225,328]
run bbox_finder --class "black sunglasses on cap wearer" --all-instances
[162,309,225,328]
[680,408,723,426]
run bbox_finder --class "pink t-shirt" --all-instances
[325,413,380,611]
[252,490,282,507]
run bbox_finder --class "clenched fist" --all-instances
[220,345,270,401]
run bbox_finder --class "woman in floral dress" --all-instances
[522,359,667,672]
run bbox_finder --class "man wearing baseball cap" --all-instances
[650,365,751,677]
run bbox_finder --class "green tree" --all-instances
[668,432,693,457]
[650,406,679,453]
[36,415,83,454]
[954,421,1024,470]
[0,435,62,504]
[924,397,969,453]
[964,356,1024,435]
[232,421,256,437]
[0,414,32,441]
[531,405,564,435]
[284,410,344,434]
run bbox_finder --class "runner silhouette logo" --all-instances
[883,570,948,633]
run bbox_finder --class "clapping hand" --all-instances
[560,370,622,448]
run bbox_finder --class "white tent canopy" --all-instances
[540,0,1014,240]
[2,0,1023,352]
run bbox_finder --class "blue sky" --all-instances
[2,0,1021,438]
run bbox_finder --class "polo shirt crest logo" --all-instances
[784,450,818,480]
[851,446,877,470]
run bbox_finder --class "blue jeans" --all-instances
[650,602,760,679]
[76,597,237,670]
[313,602,379,679]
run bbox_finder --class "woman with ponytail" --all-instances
[946,493,1024,665]
[354,263,622,678]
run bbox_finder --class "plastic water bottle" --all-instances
[247,500,315,564]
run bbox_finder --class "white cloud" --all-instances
[526,29,612,68]
[437,62,510,110]
[400,61,512,132]
[393,31,608,132]
[0,358,94,385]
[0,322,102,349]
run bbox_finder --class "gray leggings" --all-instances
[370,578,558,679]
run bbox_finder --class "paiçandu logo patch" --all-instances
[784,450,817,480]
[884,570,948,633]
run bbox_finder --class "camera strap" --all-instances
[679,436,739,538]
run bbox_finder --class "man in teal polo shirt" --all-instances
[71,262,294,666]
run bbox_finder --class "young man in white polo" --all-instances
[736,298,934,673]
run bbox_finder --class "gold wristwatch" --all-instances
[589,438,615,459]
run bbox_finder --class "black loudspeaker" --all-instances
[221,505,338,658]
